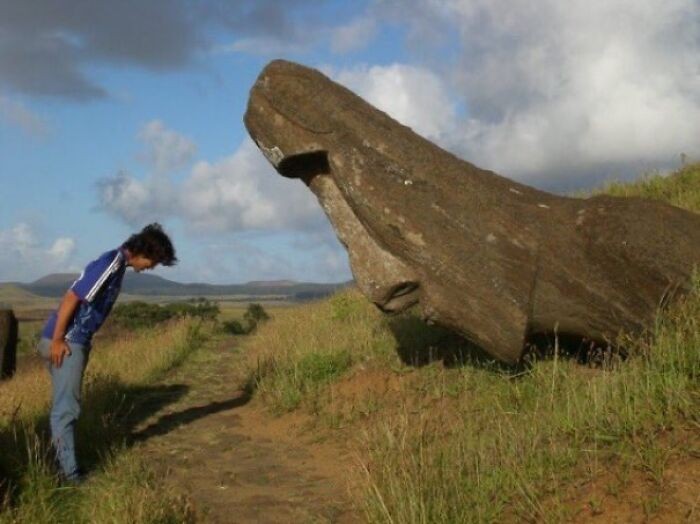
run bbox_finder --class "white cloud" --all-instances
[373,0,700,185]
[48,237,76,260]
[331,16,378,53]
[181,138,322,232]
[97,170,179,226]
[99,124,325,234]
[329,63,459,143]
[0,223,77,281]
[138,119,196,174]
[0,94,49,136]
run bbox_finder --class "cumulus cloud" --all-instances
[0,94,49,136]
[138,120,197,174]
[97,170,178,226]
[328,63,459,143]
[371,0,700,187]
[0,223,76,281]
[98,120,324,232]
[181,138,322,232]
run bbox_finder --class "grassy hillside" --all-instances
[594,162,700,210]
[244,163,700,522]
[0,164,696,523]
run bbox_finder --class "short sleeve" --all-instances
[70,252,120,302]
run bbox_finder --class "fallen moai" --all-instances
[244,59,700,365]
[1,308,18,379]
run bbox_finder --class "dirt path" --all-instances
[129,334,360,523]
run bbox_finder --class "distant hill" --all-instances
[0,283,57,311]
[15,272,352,302]
[244,280,298,287]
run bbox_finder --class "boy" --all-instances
[38,223,177,483]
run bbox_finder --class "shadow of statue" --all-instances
[387,313,494,368]
[387,312,626,374]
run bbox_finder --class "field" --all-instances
[1,163,698,523]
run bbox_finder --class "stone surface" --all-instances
[0,309,18,379]
[244,59,700,364]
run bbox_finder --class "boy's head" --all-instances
[122,223,177,272]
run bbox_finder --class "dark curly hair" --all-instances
[122,223,177,266]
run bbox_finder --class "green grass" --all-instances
[0,318,207,523]
[357,276,699,522]
[243,163,700,522]
[592,161,700,212]
[245,290,396,414]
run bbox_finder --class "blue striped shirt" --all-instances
[42,248,126,344]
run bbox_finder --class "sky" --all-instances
[1,0,699,284]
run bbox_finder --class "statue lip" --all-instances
[378,281,420,313]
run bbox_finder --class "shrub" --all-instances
[222,320,247,335]
[243,303,270,332]
[111,298,219,330]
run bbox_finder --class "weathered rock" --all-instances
[0,309,18,379]
[244,59,700,364]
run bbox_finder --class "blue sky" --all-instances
[1,0,699,284]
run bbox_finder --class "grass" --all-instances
[592,161,700,212]
[1,163,697,522]
[243,280,698,522]
[0,317,207,523]
[356,276,699,523]
[243,162,700,522]
[246,292,395,413]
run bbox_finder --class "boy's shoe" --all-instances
[59,468,87,486]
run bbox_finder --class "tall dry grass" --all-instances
[0,318,205,523]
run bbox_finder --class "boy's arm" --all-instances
[50,289,81,368]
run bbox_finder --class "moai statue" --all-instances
[245,60,700,364]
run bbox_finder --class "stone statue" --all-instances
[244,60,700,364]
[0,308,18,379]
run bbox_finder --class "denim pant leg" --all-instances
[37,338,90,479]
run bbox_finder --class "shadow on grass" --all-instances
[387,314,626,373]
[130,390,251,443]
[0,373,252,509]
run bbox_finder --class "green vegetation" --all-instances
[221,303,270,335]
[593,161,700,212]
[357,277,699,523]
[242,303,270,331]
[246,291,395,413]
[110,298,219,330]
[244,163,700,522]
[1,163,696,522]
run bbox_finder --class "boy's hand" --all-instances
[50,340,71,368]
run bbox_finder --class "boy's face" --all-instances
[129,254,157,272]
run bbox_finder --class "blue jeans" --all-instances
[37,338,91,480]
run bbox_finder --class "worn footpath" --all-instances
[129,333,359,523]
